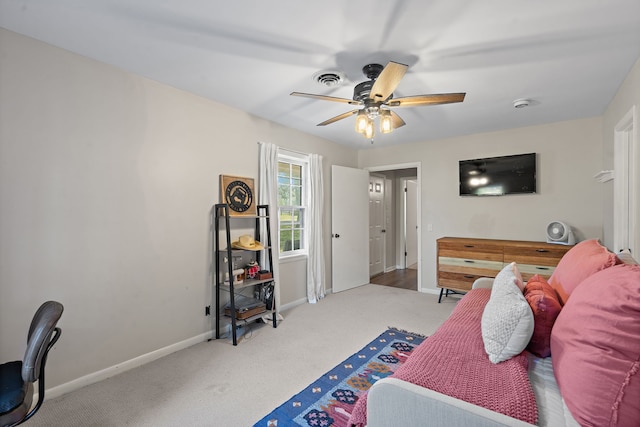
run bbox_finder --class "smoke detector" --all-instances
[513,98,531,109]
[312,70,345,87]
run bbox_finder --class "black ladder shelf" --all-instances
[214,204,277,345]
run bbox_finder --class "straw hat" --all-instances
[231,235,264,251]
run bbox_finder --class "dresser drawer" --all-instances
[438,239,503,262]
[438,257,503,278]
[437,271,480,292]
[512,263,556,281]
[503,243,571,266]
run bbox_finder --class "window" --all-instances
[278,152,308,257]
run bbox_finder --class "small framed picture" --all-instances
[220,175,256,216]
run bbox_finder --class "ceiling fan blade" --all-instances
[387,93,466,107]
[369,61,408,102]
[291,92,361,105]
[317,110,360,126]
[390,111,406,129]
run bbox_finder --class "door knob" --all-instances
[381,229,386,233]
[332,234,340,238]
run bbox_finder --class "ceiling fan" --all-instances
[291,61,465,140]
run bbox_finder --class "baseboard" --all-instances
[384,266,396,273]
[420,288,441,295]
[43,331,212,401]
[279,297,307,311]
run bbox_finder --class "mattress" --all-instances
[527,355,580,427]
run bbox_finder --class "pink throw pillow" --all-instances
[550,264,640,427]
[523,275,561,357]
[547,239,617,305]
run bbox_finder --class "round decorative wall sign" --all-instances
[220,175,256,216]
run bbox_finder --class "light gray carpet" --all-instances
[25,284,459,427]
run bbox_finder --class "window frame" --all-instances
[277,150,309,258]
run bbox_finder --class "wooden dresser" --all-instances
[436,237,573,302]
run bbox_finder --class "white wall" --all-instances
[0,29,356,389]
[278,257,308,308]
[358,117,604,292]
[602,58,640,249]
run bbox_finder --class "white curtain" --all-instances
[258,142,280,309]
[307,153,326,303]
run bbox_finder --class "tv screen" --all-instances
[459,153,536,196]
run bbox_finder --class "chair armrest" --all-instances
[367,378,535,427]
[472,277,495,289]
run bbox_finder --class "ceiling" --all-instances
[1,0,639,149]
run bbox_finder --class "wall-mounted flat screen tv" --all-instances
[459,153,536,196]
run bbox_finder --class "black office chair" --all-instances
[0,301,63,427]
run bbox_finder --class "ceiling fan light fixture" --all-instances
[380,110,393,134]
[364,119,374,139]
[355,110,368,133]
[365,105,379,119]
[291,61,465,142]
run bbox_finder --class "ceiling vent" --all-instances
[313,71,345,87]
[513,98,531,108]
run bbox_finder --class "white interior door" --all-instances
[384,178,394,271]
[332,165,369,292]
[369,175,385,277]
[405,179,418,267]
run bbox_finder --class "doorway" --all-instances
[404,179,418,269]
[367,164,420,291]
[369,174,386,277]
[614,106,638,256]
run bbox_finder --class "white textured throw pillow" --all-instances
[481,262,534,364]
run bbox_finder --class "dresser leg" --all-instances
[438,288,444,303]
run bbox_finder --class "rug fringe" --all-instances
[388,326,428,339]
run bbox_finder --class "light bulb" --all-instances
[380,110,393,134]
[364,119,374,139]
[355,110,368,134]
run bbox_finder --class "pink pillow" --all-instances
[550,264,640,427]
[523,275,561,357]
[547,239,617,305]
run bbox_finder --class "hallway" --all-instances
[370,265,417,290]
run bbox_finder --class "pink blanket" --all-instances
[349,289,538,426]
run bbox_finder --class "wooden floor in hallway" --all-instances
[370,267,417,290]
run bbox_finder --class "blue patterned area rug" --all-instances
[253,328,427,427]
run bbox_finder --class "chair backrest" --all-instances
[22,301,64,383]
